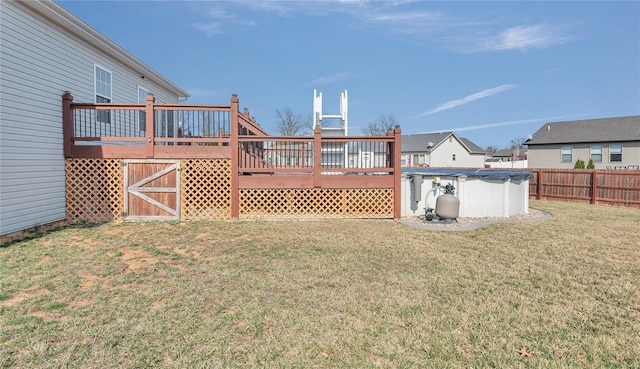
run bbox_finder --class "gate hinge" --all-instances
[121,212,128,217]
[121,162,128,167]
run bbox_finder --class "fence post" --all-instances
[393,125,402,219]
[230,94,240,219]
[591,170,598,204]
[62,92,73,158]
[145,94,155,158]
[536,169,542,200]
[313,126,322,188]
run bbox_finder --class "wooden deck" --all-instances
[62,93,402,220]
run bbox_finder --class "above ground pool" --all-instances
[401,168,534,218]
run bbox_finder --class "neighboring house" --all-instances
[485,148,528,168]
[526,116,640,169]
[489,148,527,162]
[401,132,486,168]
[0,0,189,236]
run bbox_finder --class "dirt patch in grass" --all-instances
[37,256,51,265]
[119,247,159,273]
[1,288,49,306]
[78,271,99,289]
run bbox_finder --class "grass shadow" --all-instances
[0,221,104,248]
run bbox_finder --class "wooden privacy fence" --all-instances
[529,169,640,208]
[62,93,402,222]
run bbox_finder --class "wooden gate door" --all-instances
[123,160,180,221]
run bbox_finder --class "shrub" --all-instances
[574,159,586,169]
[587,159,595,169]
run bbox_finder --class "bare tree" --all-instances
[510,137,528,149]
[362,113,398,136]
[303,113,315,133]
[275,108,308,136]
[485,146,498,155]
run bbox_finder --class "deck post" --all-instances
[313,126,322,188]
[393,125,402,219]
[230,94,240,219]
[62,92,73,158]
[145,94,155,158]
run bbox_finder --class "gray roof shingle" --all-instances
[526,116,640,145]
[493,149,514,157]
[402,132,453,152]
[402,132,485,154]
[460,138,486,154]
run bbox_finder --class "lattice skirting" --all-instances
[66,158,124,223]
[239,188,394,220]
[66,158,393,222]
[180,159,231,220]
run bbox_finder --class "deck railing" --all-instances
[62,92,402,218]
[63,93,243,159]
[63,93,400,168]
[237,130,400,192]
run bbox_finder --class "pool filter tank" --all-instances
[435,184,460,220]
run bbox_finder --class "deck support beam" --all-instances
[230,94,240,219]
[145,94,155,158]
[392,125,402,219]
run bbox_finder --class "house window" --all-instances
[610,144,622,162]
[95,65,112,124]
[452,154,456,161]
[138,86,149,132]
[561,146,572,163]
[413,154,425,166]
[590,145,602,162]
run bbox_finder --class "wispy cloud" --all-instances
[416,115,583,135]
[362,7,491,36]
[415,84,518,117]
[312,72,354,85]
[188,1,575,53]
[194,21,223,36]
[207,7,234,20]
[476,24,573,51]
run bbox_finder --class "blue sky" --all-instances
[59,0,639,149]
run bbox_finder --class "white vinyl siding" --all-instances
[138,86,149,132]
[0,1,181,235]
[428,135,485,168]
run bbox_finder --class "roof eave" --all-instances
[527,138,639,146]
[25,0,190,99]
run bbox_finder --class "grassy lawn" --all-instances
[1,200,639,368]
